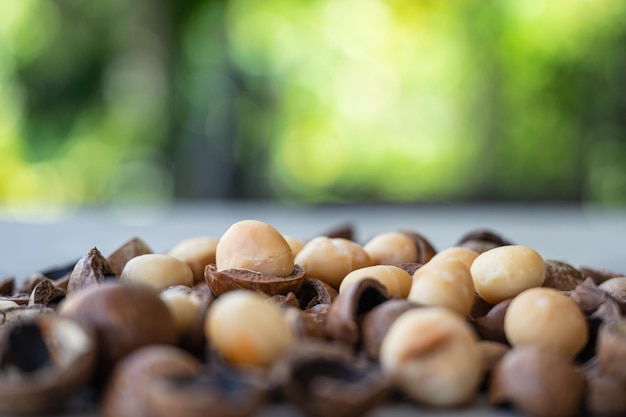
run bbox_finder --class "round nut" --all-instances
[470,245,545,305]
[380,307,482,407]
[59,282,178,376]
[339,265,413,298]
[160,286,203,335]
[168,237,218,284]
[408,259,475,316]
[429,246,479,271]
[120,254,194,292]
[283,236,306,256]
[295,237,373,289]
[504,287,588,359]
[205,290,295,367]
[216,220,294,277]
[489,346,584,417]
[363,232,418,265]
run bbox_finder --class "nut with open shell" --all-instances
[0,314,97,415]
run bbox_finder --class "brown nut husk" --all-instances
[489,346,584,417]
[274,342,389,417]
[361,299,422,361]
[473,298,513,344]
[0,305,55,327]
[398,229,437,263]
[59,282,178,380]
[204,264,305,297]
[597,319,626,381]
[146,364,268,417]
[66,247,114,297]
[106,237,153,277]
[296,278,338,310]
[28,278,65,307]
[325,278,389,347]
[599,277,626,314]
[457,229,512,254]
[0,277,15,296]
[0,315,97,415]
[585,372,626,416]
[101,345,202,417]
[543,260,585,291]
[579,266,624,286]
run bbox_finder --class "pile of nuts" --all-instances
[1,219,626,417]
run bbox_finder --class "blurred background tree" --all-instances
[0,0,625,215]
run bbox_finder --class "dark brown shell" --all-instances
[204,264,305,297]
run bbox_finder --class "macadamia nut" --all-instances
[340,265,412,298]
[429,246,479,271]
[295,237,373,289]
[283,236,306,256]
[216,220,294,277]
[168,237,217,284]
[205,290,295,367]
[471,245,545,304]
[363,232,418,265]
[160,286,203,335]
[380,307,482,407]
[504,287,588,359]
[120,254,194,292]
[408,259,475,316]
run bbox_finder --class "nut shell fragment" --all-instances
[0,315,97,415]
[204,264,305,297]
[489,347,584,417]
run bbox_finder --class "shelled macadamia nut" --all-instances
[380,307,482,407]
[205,290,295,367]
[471,245,545,305]
[168,237,218,284]
[408,259,475,316]
[283,236,306,256]
[295,237,373,289]
[160,286,203,335]
[363,232,418,265]
[504,287,588,360]
[216,220,294,277]
[339,265,412,298]
[120,254,194,292]
[429,246,479,271]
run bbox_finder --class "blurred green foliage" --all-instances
[1,0,625,215]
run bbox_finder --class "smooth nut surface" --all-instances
[205,290,295,367]
[295,237,373,289]
[216,220,294,277]
[409,259,475,316]
[120,254,194,292]
[160,286,203,335]
[471,245,545,304]
[339,265,412,298]
[504,287,588,359]
[380,307,482,407]
[363,232,418,265]
[168,237,218,284]
[429,246,479,271]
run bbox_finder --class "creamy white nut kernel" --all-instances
[409,258,475,316]
[160,286,203,335]
[205,290,295,367]
[470,245,545,305]
[216,220,294,277]
[340,265,413,298]
[120,254,194,291]
[429,246,479,271]
[504,287,588,360]
[168,236,218,284]
[363,232,418,265]
[295,236,373,289]
[380,307,482,407]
